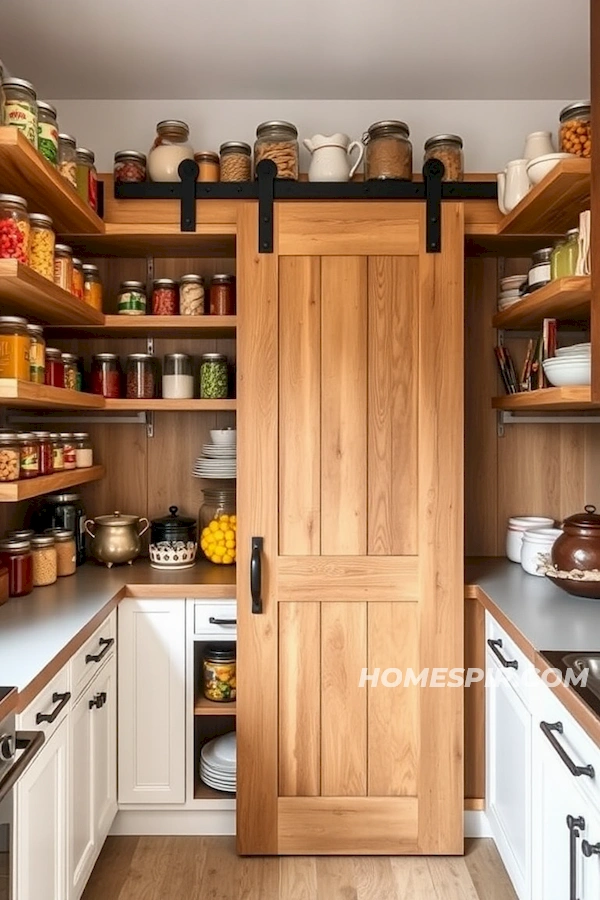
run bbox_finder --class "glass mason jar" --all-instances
[209,274,235,315]
[151,279,178,316]
[44,348,64,387]
[364,121,413,180]
[61,352,78,390]
[559,102,591,158]
[202,643,236,702]
[114,150,147,184]
[0,433,20,482]
[126,353,157,399]
[45,528,76,577]
[60,433,77,470]
[199,488,236,565]
[82,263,103,310]
[528,247,553,291]
[29,212,55,280]
[38,492,86,566]
[254,121,299,179]
[31,535,57,587]
[58,133,78,189]
[0,539,33,597]
[26,324,45,384]
[71,257,84,300]
[562,228,580,276]
[54,243,73,292]
[31,431,53,475]
[200,353,228,399]
[163,353,194,399]
[0,316,30,380]
[37,101,59,166]
[49,433,65,471]
[18,433,39,479]
[0,194,30,263]
[73,432,93,468]
[194,151,220,182]
[423,134,464,181]
[148,120,194,182]
[91,353,121,398]
[2,78,38,147]
[118,280,146,316]
[220,141,252,182]
[179,274,205,316]
[0,63,5,123]
[76,148,98,210]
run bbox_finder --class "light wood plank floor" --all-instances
[82,837,518,900]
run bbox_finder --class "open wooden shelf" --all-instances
[492,387,597,411]
[104,398,236,411]
[0,465,105,502]
[0,381,105,409]
[0,128,104,234]
[493,277,591,329]
[194,781,235,800]
[496,158,590,236]
[68,223,236,258]
[194,696,237,716]
[80,315,236,339]
[0,260,105,326]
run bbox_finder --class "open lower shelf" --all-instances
[496,158,590,236]
[104,399,236,411]
[194,696,237,716]
[0,261,105,326]
[0,465,105,502]
[493,277,591,330]
[492,386,597,411]
[194,780,236,801]
[0,381,105,409]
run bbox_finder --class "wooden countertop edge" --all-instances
[0,687,18,722]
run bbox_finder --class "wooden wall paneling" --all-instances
[591,0,600,402]
[320,256,367,556]
[78,423,147,520]
[90,257,146,315]
[278,256,321,556]
[464,596,485,803]
[584,425,600,509]
[367,256,418,556]
[153,256,236,283]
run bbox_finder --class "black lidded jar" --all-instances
[150,506,197,545]
[35,492,87,565]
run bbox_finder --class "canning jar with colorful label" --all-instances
[44,347,65,387]
[0,539,33,597]
[209,274,235,315]
[29,213,55,280]
[61,352,78,390]
[0,194,30,263]
[54,243,73,292]
[202,643,236,702]
[49,433,64,471]
[91,353,121,398]
[58,133,77,189]
[0,316,30,380]
[60,433,77,469]
[0,433,20,482]
[37,101,59,165]
[152,279,178,315]
[114,150,147,184]
[200,353,228,399]
[71,258,84,299]
[18,433,39,479]
[82,264,103,310]
[2,78,38,147]
[26,323,45,383]
[118,281,146,316]
[31,535,57,587]
[31,431,53,475]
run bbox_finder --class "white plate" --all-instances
[201,757,236,776]
[196,459,237,466]
[193,473,237,480]
[194,469,237,475]
[202,449,237,458]
[202,732,236,767]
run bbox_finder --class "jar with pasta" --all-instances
[26,324,45,384]
[29,213,55,279]
[179,274,205,316]
[0,194,30,264]
[363,120,413,180]
[31,535,57,587]
[58,133,78,189]
[220,141,252,182]
[559,102,591,158]
[82,264,103,310]
[54,244,73,292]
[61,353,78,390]
[254,121,299,179]
[194,151,220,182]
[46,528,76,576]
[71,257,84,299]
[37,101,59,166]
[0,316,30,380]
[18,433,39,479]
[31,431,53,475]
[114,150,147,184]
[0,433,20,483]
[423,134,464,181]
[2,78,38,147]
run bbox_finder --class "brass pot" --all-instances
[552,505,600,572]
[84,511,149,567]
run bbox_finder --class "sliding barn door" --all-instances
[237,201,464,855]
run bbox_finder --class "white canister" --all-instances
[506,516,555,562]
[520,527,563,576]
[148,120,194,183]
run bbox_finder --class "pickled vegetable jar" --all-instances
[61,352,78,390]
[152,279,178,316]
[37,101,59,165]
[202,643,236,702]
[2,78,37,146]
[29,213,55,280]
[200,353,228,399]
[0,316,30,380]
[199,488,236,565]
[0,194,30,263]
[118,281,146,316]
[26,324,45,383]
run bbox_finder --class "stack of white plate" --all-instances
[498,274,527,312]
[543,344,591,386]
[200,731,236,793]
[192,433,236,480]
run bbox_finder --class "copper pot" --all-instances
[84,511,149,567]
[551,505,600,572]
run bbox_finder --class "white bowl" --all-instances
[526,152,572,185]
[521,527,563,577]
[542,358,591,386]
[498,289,521,300]
[556,343,591,357]
[210,429,237,447]
[500,275,527,290]
[506,516,555,562]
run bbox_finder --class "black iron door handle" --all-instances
[487,638,518,669]
[251,536,263,614]
[36,691,71,724]
[567,815,585,900]
[582,839,600,857]
[86,637,114,664]
[89,691,107,710]
[209,617,237,626]
[541,721,595,777]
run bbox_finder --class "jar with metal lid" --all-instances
[2,78,37,147]
[44,348,64,387]
[29,212,55,280]
[91,353,121,398]
[26,324,45,384]
[254,121,298,179]
[126,353,157,399]
[202,643,236,702]
[200,353,228,399]
[31,535,57,587]
[76,148,98,210]
[82,263,103,311]
[163,353,194,399]
[54,243,73,292]
[74,432,93,468]
[559,102,591,158]
[118,280,146,316]
[75,357,83,391]
[6,529,35,542]
[152,279,178,316]
[528,247,553,291]
[58,134,77,188]
[194,151,220,182]
[148,120,194,182]
[423,134,464,181]
[179,274,205,316]
[37,492,86,565]
[220,142,252,182]
[49,433,64,471]
[0,194,30,263]
[363,121,412,180]
[114,150,147,184]
[0,316,30,380]
[37,101,59,165]
[61,352,78,390]
[71,257,84,299]
[199,488,236,564]
[60,433,77,470]
[45,529,76,577]
[562,228,580,277]
[18,433,39,479]
[0,433,20,482]
[209,274,235,316]
[31,431,53,475]
[0,539,33,597]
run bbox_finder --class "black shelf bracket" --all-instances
[423,159,444,252]
[178,159,198,231]
[257,160,277,253]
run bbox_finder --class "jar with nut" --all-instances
[31,535,57,587]
[254,121,299,179]
[220,142,252,182]
[363,121,413,180]
[29,213,55,280]
[423,134,464,181]
[0,433,20,483]
[179,274,205,316]
[559,102,591,158]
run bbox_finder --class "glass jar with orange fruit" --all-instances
[199,488,236,565]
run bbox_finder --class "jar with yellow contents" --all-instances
[199,488,236,565]
[202,643,236,702]
[29,213,55,280]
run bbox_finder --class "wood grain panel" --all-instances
[321,603,367,796]
[367,603,419,796]
[277,556,418,601]
[320,256,367,555]
[368,256,418,555]
[465,596,485,803]
[279,603,320,797]
[592,0,600,404]
[279,256,321,556]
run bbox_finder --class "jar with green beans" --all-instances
[200,353,228,399]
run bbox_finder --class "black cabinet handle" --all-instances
[36,691,71,724]
[582,839,600,857]
[251,536,263,614]
[86,637,114,664]
[541,721,595,778]
[89,691,107,710]
[487,638,518,669]
[209,617,237,626]
[567,815,585,900]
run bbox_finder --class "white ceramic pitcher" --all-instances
[303,133,364,182]
[497,159,531,215]
[523,131,554,160]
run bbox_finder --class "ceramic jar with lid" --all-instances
[148,120,194,182]
[552,506,600,572]
[423,134,464,181]
[254,121,299,180]
[149,505,198,570]
[2,78,37,146]
[559,102,591,158]
[363,121,413,181]
[84,510,150,567]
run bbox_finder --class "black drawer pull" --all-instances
[86,637,114,664]
[487,638,518,669]
[89,691,107,710]
[36,691,71,724]
[208,616,237,626]
[541,721,595,778]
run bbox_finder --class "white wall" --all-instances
[50,99,570,174]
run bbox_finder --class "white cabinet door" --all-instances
[14,720,68,900]
[92,656,117,841]
[69,687,94,900]
[580,802,600,899]
[118,598,186,804]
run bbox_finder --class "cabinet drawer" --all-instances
[192,601,237,639]
[71,611,116,700]
[486,612,534,710]
[18,663,70,741]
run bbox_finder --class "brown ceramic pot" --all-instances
[552,505,600,571]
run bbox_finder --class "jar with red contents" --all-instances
[31,431,53,475]
[45,348,65,387]
[209,274,236,315]
[151,279,178,316]
[0,194,30,264]
[91,353,121,398]
[17,433,39,479]
[60,433,77,470]
[0,539,33,597]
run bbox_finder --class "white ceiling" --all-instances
[0,0,590,101]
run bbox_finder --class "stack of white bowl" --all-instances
[506,516,555,562]
[543,343,591,387]
[520,527,563,576]
[498,274,526,312]
[199,731,236,793]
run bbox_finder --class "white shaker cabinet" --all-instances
[118,598,186,804]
